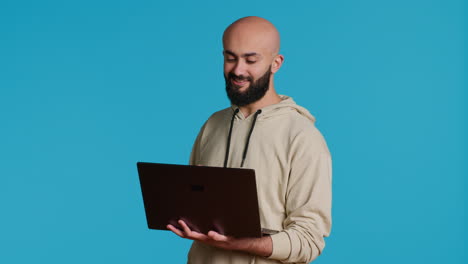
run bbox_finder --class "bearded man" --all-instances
[167,16,332,264]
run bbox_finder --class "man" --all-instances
[167,16,332,264]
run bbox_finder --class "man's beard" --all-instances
[225,66,271,107]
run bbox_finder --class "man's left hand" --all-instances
[167,220,272,257]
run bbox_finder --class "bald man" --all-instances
[168,17,332,264]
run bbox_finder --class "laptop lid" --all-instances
[137,162,262,238]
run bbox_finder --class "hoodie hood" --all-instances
[231,95,316,123]
[225,95,316,168]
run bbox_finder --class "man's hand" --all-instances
[167,220,272,257]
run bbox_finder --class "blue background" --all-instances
[0,0,466,263]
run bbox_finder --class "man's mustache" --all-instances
[228,72,253,82]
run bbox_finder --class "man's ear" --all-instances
[271,54,284,74]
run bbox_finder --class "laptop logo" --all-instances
[190,184,205,192]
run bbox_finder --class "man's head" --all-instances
[223,16,284,106]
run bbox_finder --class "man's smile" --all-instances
[231,79,249,87]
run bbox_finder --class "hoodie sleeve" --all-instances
[268,130,332,263]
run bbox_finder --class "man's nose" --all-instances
[232,61,247,76]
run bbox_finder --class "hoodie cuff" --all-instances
[267,231,291,260]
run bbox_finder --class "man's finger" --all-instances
[189,230,209,241]
[178,220,193,235]
[167,224,185,238]
[208,230,229,242]
[177,220,213,241]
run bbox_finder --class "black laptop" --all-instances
[136,162,263,238]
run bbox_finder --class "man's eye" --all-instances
[225,58,236,62]
[246,60,257,64]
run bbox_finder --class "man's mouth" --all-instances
[231,78,249,86]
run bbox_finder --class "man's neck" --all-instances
[239,87,282,118]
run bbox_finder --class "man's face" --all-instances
[223,50,272,106]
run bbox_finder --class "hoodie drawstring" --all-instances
[224,108,239,168]
[240,109,262,167]
[223,109,262,168]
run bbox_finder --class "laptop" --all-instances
[136,162,263,238]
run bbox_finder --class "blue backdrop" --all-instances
[1,0,466,263]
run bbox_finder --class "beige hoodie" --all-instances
[188,95,332,264]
